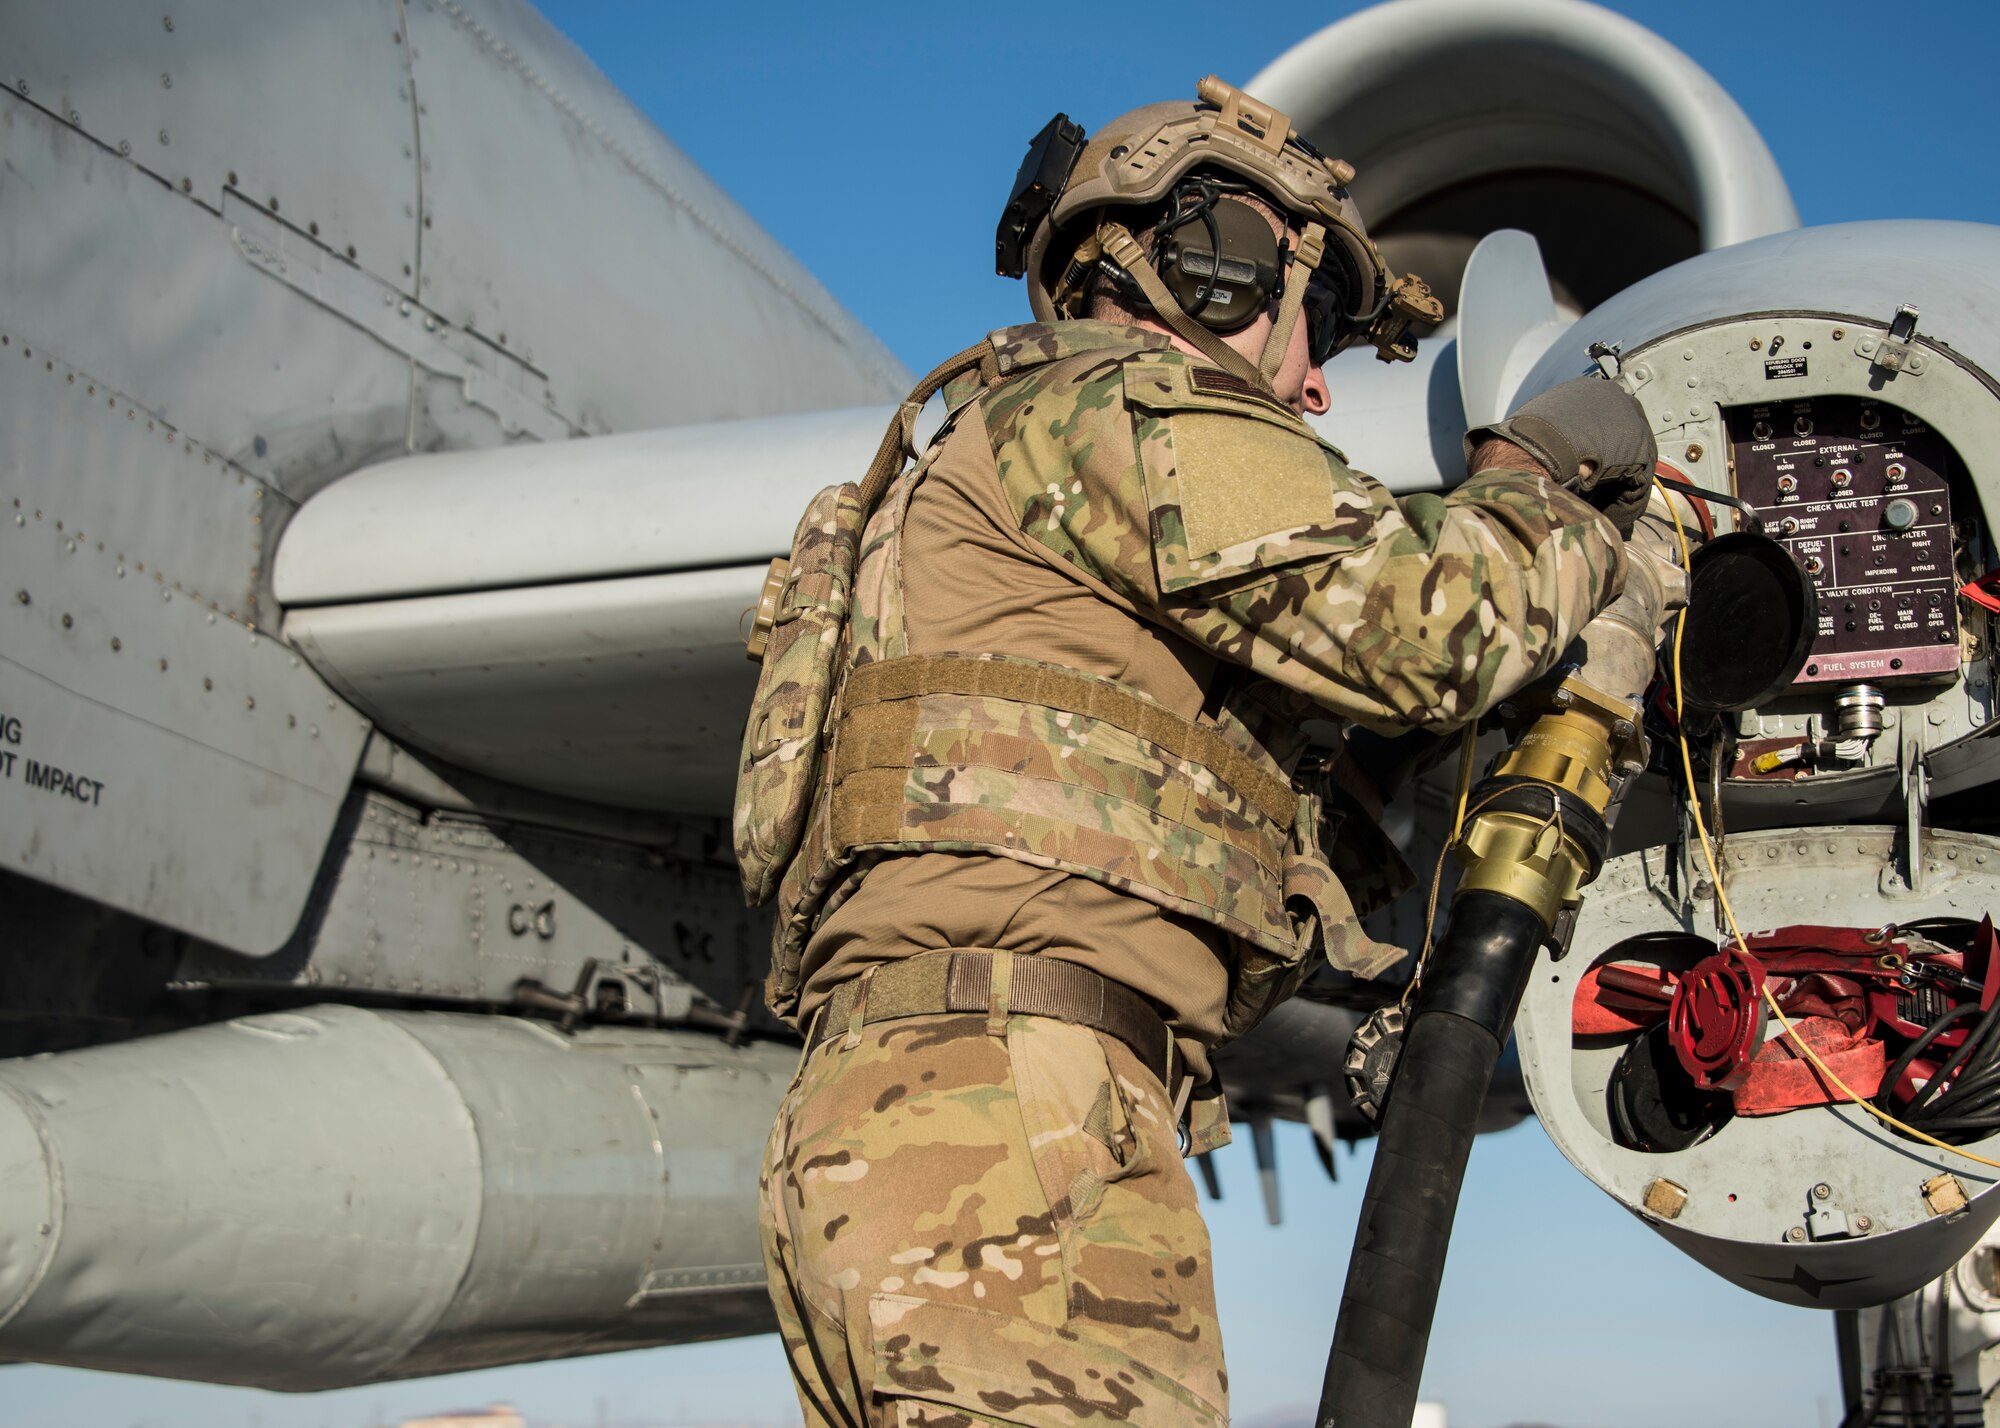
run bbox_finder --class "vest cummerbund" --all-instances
[826,652,1300,955]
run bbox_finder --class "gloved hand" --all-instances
[1466,375,1657,536]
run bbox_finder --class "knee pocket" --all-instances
[869,1292,1225,1428]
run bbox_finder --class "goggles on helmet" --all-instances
[1302,261,1356,367]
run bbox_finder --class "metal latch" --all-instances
[1901,719,1929,893]
[1858,304,1927,376]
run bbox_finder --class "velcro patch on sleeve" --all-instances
[1125,356,1379,593]
[1172,411,1340,558]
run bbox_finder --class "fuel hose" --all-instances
[1315,892,1546,1428]
[1315,488,1717,1425]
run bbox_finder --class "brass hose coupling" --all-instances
[1453,675,1647,929]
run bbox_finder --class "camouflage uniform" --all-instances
[763,1010,1225,1427]
[759,320,1624,1424]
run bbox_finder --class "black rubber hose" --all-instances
[1879,1003,1981,1118]
[1318,892,1546,1428]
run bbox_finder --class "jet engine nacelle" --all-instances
[1252,0,1802,489]
[1250,0,1798,322]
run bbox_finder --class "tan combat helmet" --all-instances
[998,77,1441,387]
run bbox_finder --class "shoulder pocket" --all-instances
[1124,359,1386,594]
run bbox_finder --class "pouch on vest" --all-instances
[734,340,1000,912]
[733,482,868,906]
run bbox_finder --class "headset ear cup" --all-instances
[1155,195,1283,333]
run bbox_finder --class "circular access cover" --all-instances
[1666,532,1815,712]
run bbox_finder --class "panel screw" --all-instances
[1832,328,1845,340]
[118,140,132,156]
[1813,1183,1832,1201]
[110,637,121,652]
[159,129,170,145]
[1750,338,1762,351]
[14,591,27,605]
[60,613,72,629]
[1786,1226,1806,1243]
[1684,443,1704,462]
[163,14,174,30]
[1854,1214,1872,1232]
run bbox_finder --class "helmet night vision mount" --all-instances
[996,76,1442,384]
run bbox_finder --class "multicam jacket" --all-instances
[764,320,1626,1040]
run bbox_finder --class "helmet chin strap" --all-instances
[1095,222,1267,391]
[1261,222,1325,384]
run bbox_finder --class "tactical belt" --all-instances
[807,949,1177,1091]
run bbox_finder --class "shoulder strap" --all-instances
[1260,221,1324,384]
[1095,222,1269,392]
[857,340,998,511]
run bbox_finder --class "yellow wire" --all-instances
[1401,729,1488,1010]
[1452,724,1479,843]
[1405,789,1511,1009]
[1655,478,2000,1170]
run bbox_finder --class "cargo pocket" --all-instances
[1008,1018,1148,1235]
[869,1293,1226,1428]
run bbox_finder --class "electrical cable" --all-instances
[1657,477,2000,1170]
[1653,461,1716,543]
[1877,1004,1979,1116]
[1901,1003,2000,1121]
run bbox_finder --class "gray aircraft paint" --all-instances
[1,0,904,951]
[0,1004,794,1389]
[0,0,896,1384]
[4,0,2000,1400]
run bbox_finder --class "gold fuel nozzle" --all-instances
[1452,676,1643,929]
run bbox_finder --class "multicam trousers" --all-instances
[759,1009,1228,1427]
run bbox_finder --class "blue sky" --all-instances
[12,2,2000,1425]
